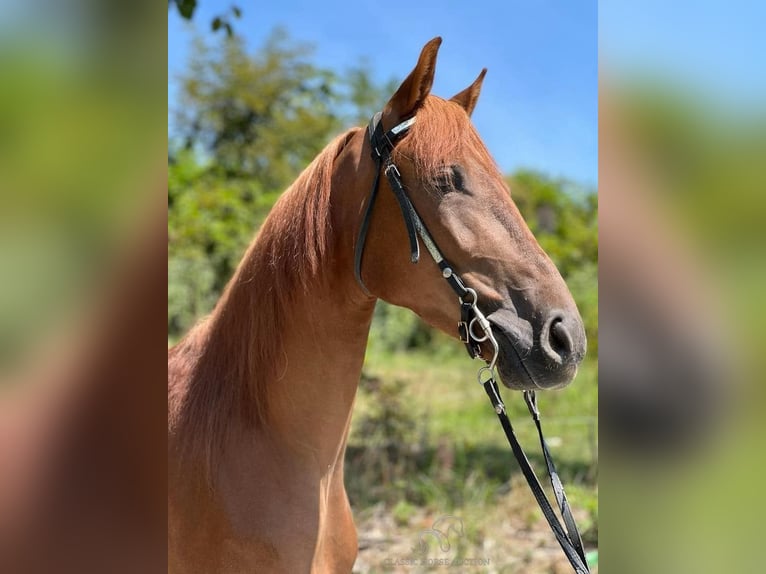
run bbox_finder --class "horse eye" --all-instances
[433,165,466,194]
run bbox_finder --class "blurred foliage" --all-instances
[599,80,766,574]
[168,30,396,335]
[169,0,241,36]
[168,30,598,360]
[620,84,766,253]
[0,2,163,377]
[617,83,766,387]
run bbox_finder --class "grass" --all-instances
[347,338,598,571]
[353,339,598,466]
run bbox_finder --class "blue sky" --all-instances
[168,1,598,186]
[600,0,766,110]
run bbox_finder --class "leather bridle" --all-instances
[354,111,493,362]
[354,111,591,574]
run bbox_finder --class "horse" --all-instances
[168,37,586,573]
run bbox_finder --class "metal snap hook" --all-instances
[470,306,499,373]
[477,366,494,386]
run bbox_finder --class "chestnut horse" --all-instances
[168,37,586,573]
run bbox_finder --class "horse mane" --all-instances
[170,127,360,477]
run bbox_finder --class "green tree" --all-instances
[168,148,265,335]
[175,30,342,189]
[508,170,598,353]
[508,170,598,279]
[342,60,399,127]
[169,1,241,37]
[168,30,397,337]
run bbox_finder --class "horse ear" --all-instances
[450,68,487,117]
[384,37,442,121]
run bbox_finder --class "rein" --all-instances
[354,112,591,574]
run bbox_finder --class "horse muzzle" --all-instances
[487,307,586,390]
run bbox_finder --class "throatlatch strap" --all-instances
[354,157,382,296]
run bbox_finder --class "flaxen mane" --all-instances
[169,127,359,476]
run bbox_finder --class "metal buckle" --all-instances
[385,163,401,179]
[458,321,470,343]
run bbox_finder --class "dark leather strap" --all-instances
[384,163,420,263]
[354,113,416,295]
[525,390,588,566]
[483,379,590,573]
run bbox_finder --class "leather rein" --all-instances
[354,112,591,574]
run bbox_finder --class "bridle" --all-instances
[354,111,591,574]
[355,112,498,367]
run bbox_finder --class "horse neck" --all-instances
[264,281,375,469]
[266,132,377,469]
[220,128,377,473]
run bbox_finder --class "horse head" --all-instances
[357,38,586,390]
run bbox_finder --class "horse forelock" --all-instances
[393,96,504,192]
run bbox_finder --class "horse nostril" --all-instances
[542,313,574,365]
[550,319,573,356]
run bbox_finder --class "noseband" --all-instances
[353,112,591,574]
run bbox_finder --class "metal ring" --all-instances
[469,317,489,342]
[460,287,478,307]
